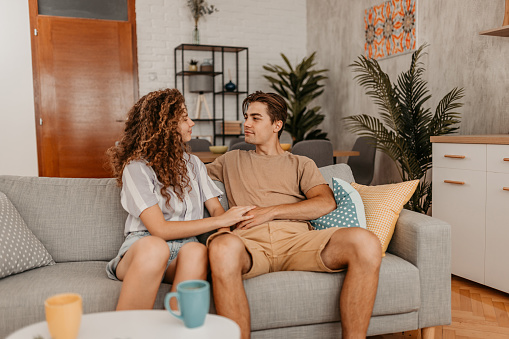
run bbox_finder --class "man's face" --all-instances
[243,102,281,145]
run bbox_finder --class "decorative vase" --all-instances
[225,81,236,92]
[192,25,200,45]
[189,64,198,71]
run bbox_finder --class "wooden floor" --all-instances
[368,275,509,339]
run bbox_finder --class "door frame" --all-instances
[28,0,139,176]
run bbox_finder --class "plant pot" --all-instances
[189,65,198,72]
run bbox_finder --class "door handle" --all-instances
[444,154,465,159]
[444,180,465,185]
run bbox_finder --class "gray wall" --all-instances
[307,0,509,184]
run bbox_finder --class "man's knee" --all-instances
[330,228,382,267]
[208,234,247,272]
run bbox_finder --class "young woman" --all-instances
[106,88,254,310]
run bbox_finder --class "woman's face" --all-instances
[178,104,194,143]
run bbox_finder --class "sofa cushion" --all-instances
[318,163,355,186]
[0,176,127,263]
[0,191,55,278]
[310,177,366,230]
[0,261,170,338]
[351,180,419,254]
[245,253,420,331]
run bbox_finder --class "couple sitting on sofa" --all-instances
[106,89,382,339]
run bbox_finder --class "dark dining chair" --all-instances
[291,140,334,168]
[229,137,245,150]
[230,141,256,151]
[186,138,212,152]
[347,137,377,185]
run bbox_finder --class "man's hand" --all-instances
[235,206,276,230]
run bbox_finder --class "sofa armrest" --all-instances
[387,209,451,329]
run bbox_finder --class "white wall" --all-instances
[307,0,509,185]
[136,0,307,139]
[0,0,307,176]
[0,1,38,176]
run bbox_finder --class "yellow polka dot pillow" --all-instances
[351,180,419,254]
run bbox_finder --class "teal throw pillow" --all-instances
[310,177,366,230]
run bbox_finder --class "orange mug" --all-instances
[45,293,82,339]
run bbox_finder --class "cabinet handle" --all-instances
[504,187,509,191]
[444,154,465,159]
[444,180,465,185]
[504,158,509,162]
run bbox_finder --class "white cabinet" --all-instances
[432,139,509,293]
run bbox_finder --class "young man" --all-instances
[206,91,382,339]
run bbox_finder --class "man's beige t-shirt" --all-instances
[206,150,327,208]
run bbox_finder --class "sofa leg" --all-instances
[421,326,435,339]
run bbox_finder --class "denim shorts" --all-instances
[106,231,198,281]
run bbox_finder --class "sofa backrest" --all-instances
[0,164,355,263]
[0,176,126,263]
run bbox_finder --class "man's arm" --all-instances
[236,184,336,230]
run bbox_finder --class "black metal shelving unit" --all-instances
[174,44,249,145]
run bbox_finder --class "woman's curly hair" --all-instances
[107,88,191,206]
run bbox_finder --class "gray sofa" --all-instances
[0,164,451,338]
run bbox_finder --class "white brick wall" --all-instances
[135,0,307,141]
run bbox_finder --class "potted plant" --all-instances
[263,52,328,143]
[344,44,464,214]
[187,0,218,45]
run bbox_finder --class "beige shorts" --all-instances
[207,221,344,280]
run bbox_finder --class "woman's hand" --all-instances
[216,206,256,227]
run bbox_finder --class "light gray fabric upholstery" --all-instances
[0,166,451,338]
[0,176,126,263]
[318,163,355,185]
[0,261,171,338]
[388,209,452,328]
[251,312,418,339]
[245,254,419,331]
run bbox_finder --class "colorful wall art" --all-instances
[364,0,417,59]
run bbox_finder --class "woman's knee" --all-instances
[178,242,208,263]
[130,236,170,269]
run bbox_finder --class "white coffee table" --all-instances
[6,310,240,339]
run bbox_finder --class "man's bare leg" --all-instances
[321,227,382,339]
[208,234,253,339]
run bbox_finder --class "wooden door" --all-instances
[29,0,138,177]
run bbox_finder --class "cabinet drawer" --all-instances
[485,172,509,294]
[433,143,486,171]
[432,167,486,285]
[487,144,509,174]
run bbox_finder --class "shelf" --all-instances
[176,71,222,76]
[479,25,509,37]
[193,118,216,122]
[214,91,248,95]
[175,44,248,53]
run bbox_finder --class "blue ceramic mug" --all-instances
[164,280,210,328]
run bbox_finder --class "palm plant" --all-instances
[263,52,328,143]
[345,44,464,214]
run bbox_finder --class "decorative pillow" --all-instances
[351,180,419,253]
[0,192,55,279]
[311,177,366,230]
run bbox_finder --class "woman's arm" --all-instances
[140,198,254,241]
[204,197,233,233]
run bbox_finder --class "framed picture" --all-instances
[364,0,417,60]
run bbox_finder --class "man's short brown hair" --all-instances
[242,91,288,138]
